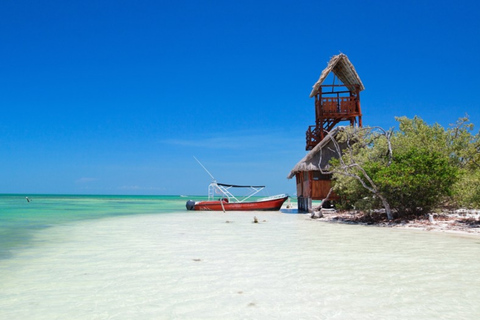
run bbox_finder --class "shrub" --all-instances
[331,116,468,219]
[373,148,458,216]
[453,169,480,208]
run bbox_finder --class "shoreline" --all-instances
[3,209,480,319]
[308,209,480,237]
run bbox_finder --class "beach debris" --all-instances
[286,198,292,209]
[248,302,256,307]
[192,258,202,262]
[237,291,243,294]
[225,220,233,223]
[253,216,258,223]
[311,210,323,219]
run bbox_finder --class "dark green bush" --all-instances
[372,148,457,215]
[331,116,476,219]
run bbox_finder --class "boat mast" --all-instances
[194,156,216,181]
[194,156,219,200]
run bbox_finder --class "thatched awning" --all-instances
[287,128,344,179]
[309,53,365,98]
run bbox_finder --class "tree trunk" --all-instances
[378,194,393,220]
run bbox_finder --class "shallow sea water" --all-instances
[1,196,480,319]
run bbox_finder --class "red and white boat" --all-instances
[186,182,288,211]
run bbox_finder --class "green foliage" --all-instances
[452,169,480,208]
[330,127,391,212]
[332,171,377,210]
[331,115,479,217]
[447,117,480,169]
[372,148,457,215]
[394,116,450,158]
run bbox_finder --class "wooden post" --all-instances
[298,196,304,212]
[297,196,312,213]
[357,85,362,128]
[308,171,313,198]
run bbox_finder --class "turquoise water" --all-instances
[1,195,480,319]
[0,194,193,259]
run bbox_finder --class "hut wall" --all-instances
[295,172,339,201]
[295,172,312,198]
[311,180,332,200]
[295,172,303,197]
[302,172,311,197]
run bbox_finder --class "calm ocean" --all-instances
[0,194,192,260]
[1,194,480,319]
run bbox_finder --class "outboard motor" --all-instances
[186,200,196,210]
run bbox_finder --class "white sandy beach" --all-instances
[313,209,480,238]
[1,210,480,319]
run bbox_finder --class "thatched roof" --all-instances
[309,53,365,98]
[287,127,344,179]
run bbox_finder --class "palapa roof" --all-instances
[287,127,344,179]
[309,53,365,98]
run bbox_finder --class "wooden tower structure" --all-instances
[305,53,364,150]
[288,53,365,212]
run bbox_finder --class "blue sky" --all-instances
[1,0,479,196]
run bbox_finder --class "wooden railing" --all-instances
[305,125,320,150]
[307,96,360,150]
[321,97,357,114]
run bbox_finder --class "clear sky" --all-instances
[1,0,479,196]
